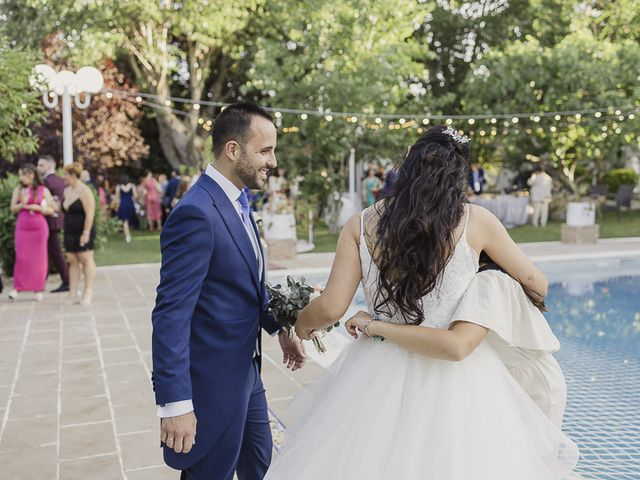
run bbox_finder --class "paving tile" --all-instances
[125,465,176,480]
[0,444,57,479]
[101,347,140,366]
[118,430,164,471]
[59,453,123,480]
[113,403,158,435]
[109,380,153,408]
[0,414,57,450]
[61,394,111,426]
[99,335,134,350]
[8,393,57,419]
[62,344,99,362]
[13,371,58,397]
[104,363,148,386]
[60,421,116,461]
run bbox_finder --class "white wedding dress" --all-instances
[266,208,582,480]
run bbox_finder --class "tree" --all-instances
[30,35,149,172]
[0,37,46,161]
[2,0,281,169]
[245,0,433,226]
[459,29,640,193]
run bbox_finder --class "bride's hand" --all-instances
[345,310,374,339]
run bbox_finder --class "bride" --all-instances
[265,125,582,480]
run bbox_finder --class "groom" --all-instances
[151,103,307,479]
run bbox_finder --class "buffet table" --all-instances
[471,194,530,228]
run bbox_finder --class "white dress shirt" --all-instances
[157,164,264,418]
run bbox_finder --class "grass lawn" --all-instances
[95,230,161,266]
[95,210,640,266]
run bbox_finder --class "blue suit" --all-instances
[152,174,280,479]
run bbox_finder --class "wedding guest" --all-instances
[62,162,97,306]
[142,171,162,231]
[468,161,486,194]
[528,166,553,227]
[37,155,70,293]
[157,173,168,221]
[96,174,110,215]
[81,169,98,190]
[380,166,397,198]
[164,170,181,214]
[8,164,55,301]
[362,167,381,208]
[115,174,138,243]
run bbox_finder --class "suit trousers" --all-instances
[531,201,550,227]
[180,360,272,480]
[48,229,69,284]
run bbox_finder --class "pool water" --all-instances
[270,255,640,479]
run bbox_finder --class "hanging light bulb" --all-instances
[193,103,200,111]
[468,118,475,125]
[512,117,519,124]
[594,111,602,118]
[301,113,308,120]
[375,117,382,124]
[554,115,561,121]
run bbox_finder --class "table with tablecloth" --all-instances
[471,195,530,227]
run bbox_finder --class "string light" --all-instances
[594,111,602,118]
[468,118,475,125]
[135,96,142,103]
[301,113,308,120]
[193,103,200,110]
[375,117,382,124]
[422,118,429,125]
[274,111,282,118]
[325,114,333,122]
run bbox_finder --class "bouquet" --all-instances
[267,276,340,353]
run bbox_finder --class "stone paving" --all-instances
[0,263,325,480]
[1,237,639,479]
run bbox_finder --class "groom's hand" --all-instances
[161,411,197,454]
[278,330,307,371]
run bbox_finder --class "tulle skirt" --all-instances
[266,335,582,480]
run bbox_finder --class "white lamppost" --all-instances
[31,64,104,166]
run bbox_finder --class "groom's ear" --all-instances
[224,140,241,162]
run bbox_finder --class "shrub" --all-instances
[0,174,19,276]
[603,169,639,194]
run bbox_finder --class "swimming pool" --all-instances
[269,254,640,480]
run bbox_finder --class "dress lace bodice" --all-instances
[359,206,478,329]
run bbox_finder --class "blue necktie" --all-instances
[238,190,251,226]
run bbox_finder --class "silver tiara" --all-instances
[443,126,470,144]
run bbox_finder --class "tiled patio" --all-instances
[0,265,322,480]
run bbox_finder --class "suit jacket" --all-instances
[151,174,280,470]
[43,173,65,231]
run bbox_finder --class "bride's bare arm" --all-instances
[295,214,362,338]
[468,204,548,297]
[346,311,488,361]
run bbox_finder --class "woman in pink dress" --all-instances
[142,171,162,231]
[9,164,55,301]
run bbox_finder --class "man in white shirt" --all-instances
[151,103,306,479]
[528,166,553,227]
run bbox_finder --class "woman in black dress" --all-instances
[62,162,97,306]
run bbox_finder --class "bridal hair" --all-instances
[374,125,470,325]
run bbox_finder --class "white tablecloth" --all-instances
[472,195,529,228]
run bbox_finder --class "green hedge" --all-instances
[0,174,19,276]
[603,168,639,194]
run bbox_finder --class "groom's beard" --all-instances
[237,155,268,190]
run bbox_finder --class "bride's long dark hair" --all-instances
[374,125,470,325]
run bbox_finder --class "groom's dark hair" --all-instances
[212,102,274,158]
